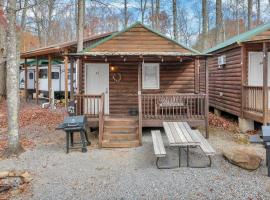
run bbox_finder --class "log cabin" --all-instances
[68,22,209,148]
[202,22,270,132]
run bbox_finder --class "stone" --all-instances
[0,171,9,179]
[223,146,262,170]
[20,171,32,183]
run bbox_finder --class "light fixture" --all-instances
[110,65,119,72]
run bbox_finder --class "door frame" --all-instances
[84,63,110,114]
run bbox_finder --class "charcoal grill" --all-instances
[56,115,90,153]
[262,126,270,176]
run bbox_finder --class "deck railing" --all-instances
[74,94,103,118]
[141,93,206,120]
[243,85,264,113]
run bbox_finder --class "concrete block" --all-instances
[214,108,222,117]
[238,118,254,133]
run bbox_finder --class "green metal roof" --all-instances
[21,59,63,66]
[204,22,270,54]
[83,22,202,55]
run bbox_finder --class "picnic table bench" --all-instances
[151,122,215,168]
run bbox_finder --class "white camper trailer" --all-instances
[20,60,76,99]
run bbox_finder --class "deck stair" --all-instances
[101,117,140,148]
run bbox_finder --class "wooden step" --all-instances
[101,140,140,148]
[104,118,138,126]
[103,125,138,134]
[103,132,138,141]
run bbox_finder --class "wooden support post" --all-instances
[263,42,268,125]
[35,57,39,104]
[241,44,247,118]
[76,59,82,94]
[24,58,28,101]
[48,55,52,103]
[194,58,199,94]
[205,58,209,138]
[138,63,143,145]
[64,49,69,107]
[70,59,74,100]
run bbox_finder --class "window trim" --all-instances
[142,63,160,90]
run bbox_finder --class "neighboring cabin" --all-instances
[201,22,270,131]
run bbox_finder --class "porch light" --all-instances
[110,65,119,72]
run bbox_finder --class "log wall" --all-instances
[204,46,243,116]
[82,59,196,116]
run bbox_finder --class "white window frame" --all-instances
[142,63,160,89]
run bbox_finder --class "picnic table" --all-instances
[151,121,215,169]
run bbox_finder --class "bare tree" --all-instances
[77,0,84,52]
[215,0,223,43]
[4,0,23,156]
[140,0,147,24]
[20,0,28,30]
[256,0,261,25]
[0,0,6,101]
[202,0,208,49]
[155,0,160,30]
[151,0,154,28]
[172,0,178,40]
[124,0,128,28]
[247,0,252,30]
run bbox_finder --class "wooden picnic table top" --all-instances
[163,122,201,146]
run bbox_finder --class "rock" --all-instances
[20,172,32,183]
[0,171,9,179]
[223,146,262,170]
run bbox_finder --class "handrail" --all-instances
[141,93,206,120]
[243,85,264,113]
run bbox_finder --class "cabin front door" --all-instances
[85,63,109,114]
[27,70,35,89]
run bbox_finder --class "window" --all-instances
[52,72,59,79]
[39,69,47,79]
[29,72,34,80]
[142,63,160,89]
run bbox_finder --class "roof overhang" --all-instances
[20,32,114,59]
[68,51,207,57]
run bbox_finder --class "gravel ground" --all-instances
[0,127,269,200]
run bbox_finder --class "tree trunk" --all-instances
[155,0,160,30]
[202,0,208,49]
[172,0,177,40]
[5,0,23,155]
[140,0,147,24]
[124,0,128,28]
[247,0,252,30]
[77,0,84,52]
[256,0,261,25]
[151,0,154,28]
[0,0,6,101]
[20,0,28,30]
[215,0,223,44]
[76,0,84,94]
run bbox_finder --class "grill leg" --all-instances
[80,130,87,153]
[179,147,181,167]
[187,146,190,167]
[267,148,270,177]
[84,130,91,146]
[66,131,70,154]
[70,132,74,147]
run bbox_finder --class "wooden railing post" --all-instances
[24,58,28,101]
[35,57,39,104]
[98,93,105,148]
[263,42,268,125]
[138,63,143,145]
[205,58,209,138]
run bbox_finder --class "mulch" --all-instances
[209,112,240,133]
[0,100,67,152]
